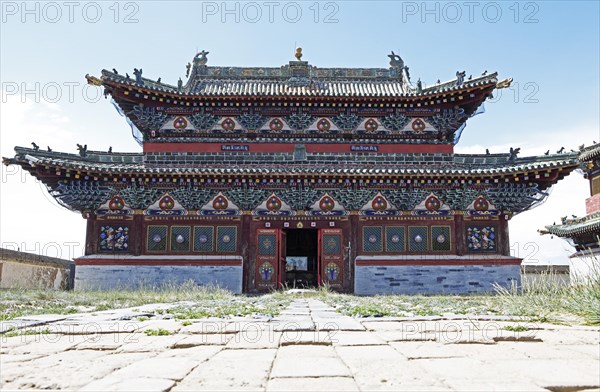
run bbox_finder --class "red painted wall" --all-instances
[143,142,453,154]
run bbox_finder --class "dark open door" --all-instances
[319,228,344,289]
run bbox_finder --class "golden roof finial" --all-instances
[295,47,303,61]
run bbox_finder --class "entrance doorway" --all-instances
[284,229,318,288]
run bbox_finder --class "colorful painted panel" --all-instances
[99,226,129,252]
[253,193,294,216]
[147,226,167,252]
[465,196,500,216]
[199,192,241,216]
[170,226,191,252]
[216,226,237,253]
[408,226,428,252]
[258,262,275,282]
[325,262,340,282]
[362,226,383,253]
[258,234,277,256]
[145,194,187,216]
[96,196,133,216]
[308,194,347,216]
[360,193,399,216]
[431,226,451,251]
[385,226,405,253]
[193,226,214,252]
[467,226,497,252]
[322,234,342,256]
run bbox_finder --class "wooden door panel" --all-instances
[319,228,344,288]
[255,229,279,291]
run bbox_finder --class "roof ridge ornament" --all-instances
[295,47,302,61]
[388,51,404,68]
[194,50,209,66]
[496,77,513,89]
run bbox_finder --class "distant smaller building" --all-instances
[0,248,73,290]
[541,143,600,282]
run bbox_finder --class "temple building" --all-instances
[2,50,581,294]
[542,143,600,281]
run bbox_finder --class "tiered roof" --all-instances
[4,147,578,179]
[92,51,507,146]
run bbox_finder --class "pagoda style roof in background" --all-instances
[579,142,600,163]
[543,212,600,237]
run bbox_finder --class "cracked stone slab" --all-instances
[115,334,187,353]
[42,320,142,335]
[266,377,359,391]
[272,319,315,332]
[330,331,387,346]
[179,321,229,334]
[280,331,334,346]
[280,309,311,315]
[311,310,343,318]
[1,349,113,389]
[172,348,276,391]
[392,341,533,360]
[226,330,282,349]
[80,376,176,391]
[155,345,222,360]
[1,320,56,334]
[223,320,272,333]
[110,356,199,381]
[313,318,365,331]
[375,330,438,342]
[334,345,452,390]
[270,345,351,378]
[138,319,185,332]
[3,334,83,355]
[172,334,233,347]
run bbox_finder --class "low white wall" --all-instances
[570,254,600,284]
[0,261,67,289]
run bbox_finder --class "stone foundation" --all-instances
[74,255,243,293]
[354,256,521,295]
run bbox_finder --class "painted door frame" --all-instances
[318,228,344,289]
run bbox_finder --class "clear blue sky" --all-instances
[1,1,599,263]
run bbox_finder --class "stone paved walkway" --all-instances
[1,299,599,391]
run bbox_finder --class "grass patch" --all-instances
[167,294,290,319]
[503,325,530,332]
[494,270,600,325]
[0,282,239,321]
[4,328,53,338]
[1,263,598,325]
[0,282,291,322]
[144,328,173,336]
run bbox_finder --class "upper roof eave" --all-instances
[98,69,499,100]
